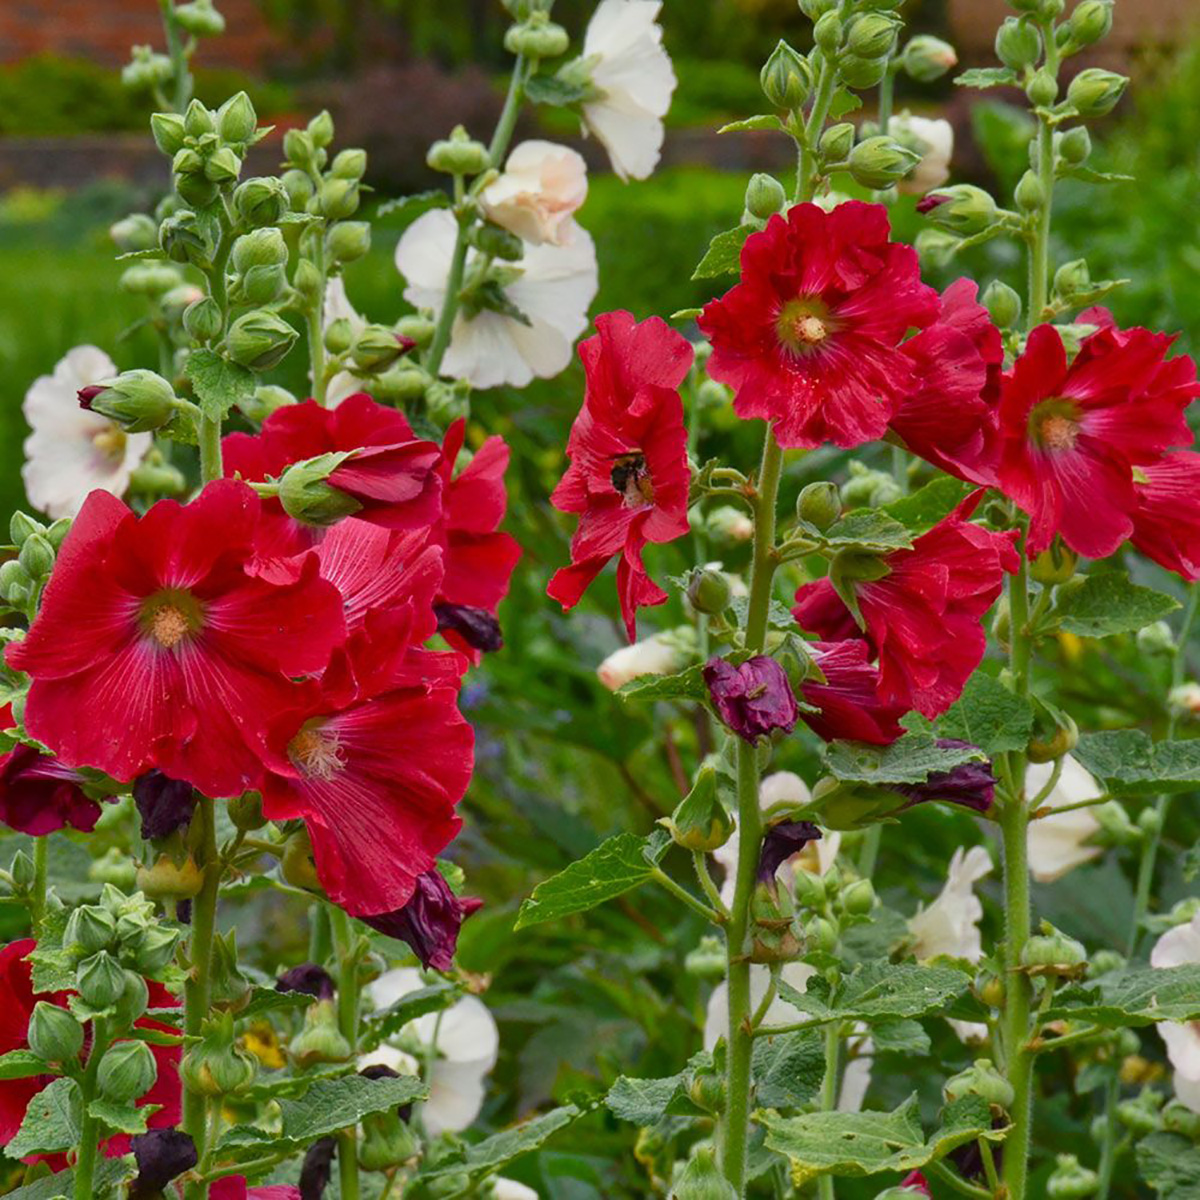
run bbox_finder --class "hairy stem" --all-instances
[158,0,194,114]
[307,231,329,406]
[330,906,362,1200]
[30,835,48,932]
[73,1017,109,1200]
[817,1024,842,1200]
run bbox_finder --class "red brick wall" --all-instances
[0,0,288,72]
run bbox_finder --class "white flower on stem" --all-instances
[492,1181,539,1200]
[480,141,588,247]
[1026,756,1104,883]
[396,209,597,389]
[322,277,367,407]
[361,967,499,1136]
[1152,914,1200,1113]
[580,0,676,181]
[893,113,954,196]
[597,632,682,691]
[21,345,152,519]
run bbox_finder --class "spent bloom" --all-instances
[361,868,482,971]
[579,0,676,181]
[22,345,152,519]
[1151,913,1200,1114]
[1026,756,1105,883]
[480,140,588,246]
[698,202,940,449]
[548,310,693,639]
[396,208,597,389]
[703,656,799,742]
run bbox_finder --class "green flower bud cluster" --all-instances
[152,93,260,208]
[840,461,902,510]
[504,10,570,60]
[122,44,174,93]
[64,886,182,990]
[1,512,69,614]
[427,125,492,177]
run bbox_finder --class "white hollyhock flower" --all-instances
[597,632,681,691]
[893,113,954,196]
[480,141,588,247]
[492,1181,539,1200]
[396,209,597,389]
[580,0,676,181]
[1026,756,1104,883]
[22,345,152,519]
[1152,914,1200,1112]
[322,277,367,407]
[362,968,499,1136]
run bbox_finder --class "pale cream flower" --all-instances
[22,346,152,519]
[396,209,597,389]
[893,113,954,196]
[362,967,499,1136]
[492,1180,539,1200]
[1152,914,1200,1112]
[597,633,681,691]
[580,0,676,181]
[322,277,367,407]
[480,141,588,247]
[1027,756,1104,883]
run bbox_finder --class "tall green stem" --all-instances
[817,1025,842,1200]
[73,1017,109,1200]
[720,431,784,1194]
[183,799,220,1200]
[158,0,194,114]
[1027,22,1059,326]
[330,907,362,1200]
[30,836,48,932]
[307,232,329,406]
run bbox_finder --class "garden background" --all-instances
[2,2,1200,1194]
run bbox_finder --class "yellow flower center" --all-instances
[288,725,344,781]
[92,425,127,462]
[1029,398,1083,453]
[140,588,204,650]
[794,315,829,345]
[148,604,191,649]
[610,454,654,508]
[1039,414,1079,451]
[775,297,836,356]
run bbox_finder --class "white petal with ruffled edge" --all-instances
[1026,756,1104,882]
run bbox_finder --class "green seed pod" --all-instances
[687,567,733,616]
[944,1058,1016,1108]
[98,1040,157,1103]
[1029,540,1078,586]
[427,126,492,176]
[1115,1097,1162,1136]
[110,212,159,253]
[136,852,204,900]
[63,905,116,958]
[470,221,524,262]
[846,13,899,59]
[1046,1153,1101,1199]
[128,459,188,498]
[371,366,431,406]
[995,17,1041,69]
[241,386,296,422]
[805,915,837,955]
[981,279,1022,329]
[217,92,257,144]
[760,40,812,110]
[233,176,290,227]
[327,220,372,264]
[27,1002,84,1064]
[77,950,128,1009]
[796,481,842,531]
[289,999,353,1068]
[359,1107,419,1171]
[150,111,187,157]
[848,136,920,188]
[1021,926,1087,976]
[745,173,786,220]
[226,310,300,371]
[181,1016,257,1096]
[1058,125,1092,165]
[1067,68,1128,117]
[901,34,958,82]
[228,791,266,831]
[819,122,855,164]
[426,380,471,427]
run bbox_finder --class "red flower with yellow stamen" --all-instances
[698,202,940,449]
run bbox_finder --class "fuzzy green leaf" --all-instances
[1045,965,1200,1027]
[376,189,452,219]
[1054,572,1180,638]
[882,477,972,534]
[523,74,588,107]
[423,1104,584,1177]
[692,226,754,279]
[825,735,985,786]
[89,1096,153,1135]
[605,1072,691,1124]
[237,986,315,1021]
[775,960,968,1025]
[277,1074,428,1141]
[618,663,708,704]
[870,1019,932,1056]
[955,67,1020,88]
[4,1158,132,1199]
[0,1050,54,1081]
[821,511,913,553]
[365,982,461,1042]
[753,1029,825,1108]
[184,348,256,423]
[1137,1131,1200,1198]
[1074,731,1200,796]
[939,675,1035,757]
[5,1078,81,1159]
[718,114,784,134]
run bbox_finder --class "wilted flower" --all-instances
[1026,756,1104,883]
[1152,914,1200,1114]
[480,140,588,246]
[893,742,996,815]
[22,346,152,519]
[276,963,336,1001]
[579,0,676,181]
[704,656,799,742]
[361,868,482,971]
[758,821,822,888]
[132,770,196,841]
[129,1128,198,1198]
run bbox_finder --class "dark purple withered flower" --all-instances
[129,1127,199,1197]
[0,740,106,836]
[434,603,504,653]
[133,770,196,840]
[703,656,799,743]
[758,820,822,886]
[361,868,482,971]
[276,962,336,1000]
[299,1135,337,1200]
[895,739,996,814]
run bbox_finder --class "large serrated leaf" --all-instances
[1045,965,1200,1027]
[237,985,315,1021]
[618,663,708,704]
[515,831,671,930]
[1054,571,1180,637]
[422,1105,583,1178]
[1137,1131,1200,1198]
[277,1074,427,1141]
[882,478,972,534]
[1073,731,1200,796]
[4,1158,132,1199]
[692,226,754,280]
[184,348,256,423]
[605,1072,691,1124]
[89,1096,153,1135]
[825,735,985,786]
[938,675,1034,757]
[775,960,967,1025]
[0,1050,54,1080]
[821,511,913,553]
[753,1029,825,1108]
[365,982,461,1042]
[5,1078,81,1159]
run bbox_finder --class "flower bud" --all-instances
[351,325,411,372]
[327,220,372,264]
[210,929,253,1012]
[98,1039,157,1103]
[232,228,287,273]
[226,310,299,371]
[1026,713,1078,763]
[981,279,1022,329]
[841,878,875,916]
[218,92,257,144]
[470,220,524,262]
[1138,805,1164,836]
[77,950,128,1009]
[1046,1153,1100,1199]
[685,936,727,978]
[840,54,890,89]
[847,13,899,59]
[78,370,179,433]
[204,148,244,187]
[995,17,1041,69]
[902,34,957,82]
[120,262,184,297]
[819,123,855,164]
[0,562,31,608]
[327,149,367,183]
[426,380,471,426]
[1053,257,1091,298]
[175,0,226,36]
[660,767,733,853]
[944,1058,1015,1109]
[1162,1101,1200,1139]
[1067,68,1128,117]
[799,0,836,15]
[1068,0,1113,48]
[318,177,361,221]
[308,109,335,148]
[916,184,997,234]
[281,826,323,892]
[181,297,221,345]
[132,926,182,976]
[280,169,314,213]
[89,848,139,890]
[1136,620,1175,657]
[395,314,436,348]
[64,904,118,958]
[323,319,355,358]
[1014,169,1046,212]
[1058,125,1092,165]
[848,136,920,189]
[27,1002,84,1064]
[1026,68,1059,107]
[159,210,211,266]
[110,212,159,253]
[123,47,174,92]
[1088,949,1125,978]
[427,126,492,176]
[504,18,570,59]
[687,567,733,616]
[686,1063,725,1115]
[239,263,288,307]
[796,481,842,531]
[233,176,290,227]
[137,852,204,900]
[289,998,353,1067]
[228,791,266,831]
[18,534,55,582]
[745,173,786,220]
[283,128,316,172]
[813,12,843,53]
[760,41,812,110]
[10,511,44,544]
[181,1015,257,1096]
[1021,924,1087,977]
[278,453,363,525]
[805,914,837,954]
[360,1106,419,1171]
[672,1146,734,1200]
[150,112,187,156]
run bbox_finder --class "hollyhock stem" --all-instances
[183,799,220,1200]
[1027,21,1059,325]
[817,1024,842,1200]
[307,235,329,407]
[73,1016,109,1200]
[30,835,47,931]
[157,0,193,114]
[721,430,784,1194]
[329,906,362,1200]
[488,56,527,168]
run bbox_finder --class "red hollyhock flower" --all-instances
[799,640,905,745]
[0,705,108,835]
[996,323,1200,558]
[211,1179,300,1200]
[697,202,940,449]
[223,394,442,552]
[429,419,522,655]
[794,511,1019,719]
[548,310,694,640]
[1131,451,1200,580]
[900,1171,931,1195]
[6,482,345,798]
[888,279,1004,486]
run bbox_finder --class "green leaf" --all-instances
[1054,571,1180,638]
[4,1158,132,1200]
[871,1018,932,1056]
[605,1072,691,1124]
[423,1105,583,1177]
[670,307,703,322]
[752,1029,825,1108]
[1045,965,1200,1027]
[828,90,862,118]
[955,66,1020,88]
[692,226,754,280]
[514,831,671,930]
[821,511,913,553]
[775,960,967,1025]
[617,663,708,704]
[825,735,985,786]
[5,1078,81,1159]
[236,986,315,1021]
[882,477,972,534]
[1137,1131,1200,1198]
[277,1074,428,1141]
[376,189,451,219]
[89,1096,153,1135]
[718,115,784,134]
[761,1094,1000,1185]
[939,675,1035,757]
[523,74,588,106]
[0,1050,54,1080]
[365,982,461,1042]
[1074,731,1200,796]
[1059,165,1135,185]
[184,349,256,423]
